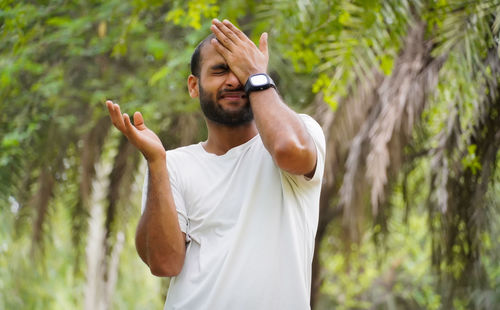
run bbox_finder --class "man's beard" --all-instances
[199,83,253,127]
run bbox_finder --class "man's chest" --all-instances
[177,148,281,234]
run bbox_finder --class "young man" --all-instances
[106,19,325,310]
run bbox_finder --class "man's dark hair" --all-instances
[190,34,216,78]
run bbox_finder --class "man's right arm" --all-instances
[106,100,185,277]
[135,157,186,277]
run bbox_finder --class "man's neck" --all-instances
[202,119,258,155]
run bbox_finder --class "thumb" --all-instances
[133,111,146,130]
[259,32,268,57]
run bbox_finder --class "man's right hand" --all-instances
[107,100,185,276]
[106,100,165,163]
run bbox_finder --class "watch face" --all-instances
[250,74,268,86]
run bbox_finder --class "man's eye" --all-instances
[213,70,227,75]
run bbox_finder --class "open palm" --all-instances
[106,100,165,162]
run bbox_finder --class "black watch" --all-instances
[244,73,276,94]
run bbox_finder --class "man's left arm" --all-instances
[210,19,317,177]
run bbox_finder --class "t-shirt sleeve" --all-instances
[140,159,190,240]
[280,114,326,185]
[303,114,326,182]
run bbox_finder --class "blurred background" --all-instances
[1,0,500,309]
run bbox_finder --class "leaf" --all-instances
[379,54,394,75]
[46,16,72,26]
[149,65,171,85]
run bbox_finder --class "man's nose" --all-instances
[225,71,242,88]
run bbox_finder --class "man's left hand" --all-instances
[210,19,268,85]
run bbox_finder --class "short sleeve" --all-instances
[140,162,190,240]
[301,114,326,182]
[166,159,189,237]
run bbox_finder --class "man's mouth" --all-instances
[219,90,247,100]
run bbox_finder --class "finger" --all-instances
[106,101,126,131]
[112,104,126,130]
[106,100,116,116]
[106,100,113,111]
[106,100,115,119]
[122,113,139,138]
[210,22,236,51]
[214,19,241,44]
[133,111,146,130]
[259,32,268,58]
[211,37,231,58]
[222,19,248,42]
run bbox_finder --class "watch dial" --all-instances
[251,74,268,86]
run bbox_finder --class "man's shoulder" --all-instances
[166,143,204,164]
[298,113,321,128]
[167,143,201,155]
[298,114,325,145]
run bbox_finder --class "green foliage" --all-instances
[254,0,410,108]
[166,0,219,29]
[461,144,482,174]
[0,189,164,309]
[318,183,442,310]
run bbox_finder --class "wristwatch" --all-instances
[244,73,276,94]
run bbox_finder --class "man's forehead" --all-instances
[199,42,226,70]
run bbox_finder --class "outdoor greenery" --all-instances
[1,0,499,309]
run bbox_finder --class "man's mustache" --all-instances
[218,88,246,99]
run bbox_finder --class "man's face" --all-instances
[196,43,253,126]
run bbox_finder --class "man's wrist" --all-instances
[244,73,276,94]
[147,153,166,169]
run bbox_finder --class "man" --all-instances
[106,19,325,310]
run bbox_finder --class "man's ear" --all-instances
[187,75,199,98]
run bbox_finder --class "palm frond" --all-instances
[337,19,446,240]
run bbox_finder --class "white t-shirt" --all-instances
[142,114,325,310]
